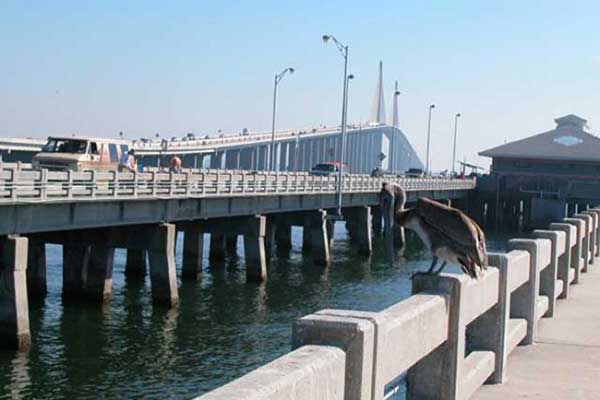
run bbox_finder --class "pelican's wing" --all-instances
[471,217,488,267]
[417,198,477,245]
[417,197,488,268]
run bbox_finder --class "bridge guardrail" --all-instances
[195,208,600,400]
[0,167,475,204]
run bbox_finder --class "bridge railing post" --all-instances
[38,168,47,200]
[532,230,564,317]
[549,223,576,298]
[573,214,592,272]
[409,269,499,400]
[563,218,585,280]
[507,238,550,344]
[583,210,599,260]
[89,170,97,198]
[10,169,17,201]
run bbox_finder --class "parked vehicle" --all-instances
[32,136,131,171]
[405,167,425,178]
[309,162,349,176]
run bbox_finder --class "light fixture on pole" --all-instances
[452,113,462,175]
[270,67,294,171]
[425,104,435,175]
[323,34,349,218]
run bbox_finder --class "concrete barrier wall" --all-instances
[193,345,346,400]
[196,207,596,400]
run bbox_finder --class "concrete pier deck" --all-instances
[474,261,600,400]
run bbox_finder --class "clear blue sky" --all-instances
[1,0,599,170]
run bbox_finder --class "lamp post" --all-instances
[452,113,462,175]
[270,67,294,171]
[425,104,435,175]
[323,34,350,217]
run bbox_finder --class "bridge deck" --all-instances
[474,260,600,399]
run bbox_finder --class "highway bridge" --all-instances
[0,164,474,350]
[0,123,423,174]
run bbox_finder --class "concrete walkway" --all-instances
[473,262,600,400]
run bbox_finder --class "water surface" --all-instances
[0,226,509,399]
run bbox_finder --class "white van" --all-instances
[32,136,132,171]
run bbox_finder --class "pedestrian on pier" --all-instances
[119,148,137,172]
[170,155,182,173]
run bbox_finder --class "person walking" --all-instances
[170,155,182,173]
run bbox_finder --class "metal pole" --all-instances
[425,104,435,175]
[270,75,278,171]
[337,46,349,215]
[452,113,461,175]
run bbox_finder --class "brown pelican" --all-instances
[395,197,487,278]
[380,182,407,248]
[380,182,406,215]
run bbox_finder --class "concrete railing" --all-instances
[0,167,475,204]
[195,207,600,400]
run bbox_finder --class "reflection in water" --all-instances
[7,351,29,400]
[0,225,508,399]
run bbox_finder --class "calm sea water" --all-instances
[0,225,508,400]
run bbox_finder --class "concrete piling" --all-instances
[302,224,312,253]
[243,216,267,281]
[182,226,203,281]
[344,206,373,255]
[225,234,238,256]
[125,249,147,280]
[63,244,114,303]
[27,239,47,298]
[0,235,30,350]
[147,223,179,307]
[275,222,292,254]
[308,210,331,265]
[209,233,226,261]
[371,206,382,234]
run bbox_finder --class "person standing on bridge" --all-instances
[170,155,182,173]
[119,148,137,172]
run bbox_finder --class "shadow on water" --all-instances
[0,226,510,399]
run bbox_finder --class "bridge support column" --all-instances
[302,225,311,253]
[182,226,203,281]
[326,220,335,250]
[243,216,267,281]
[308,210,331,265]
[371,206,382,235]
[209,233,226,261]
[27,239,47,298]
[125,249,147,281]
[225,234,238,256]
[63,244,114,303]
[147,223,179,307]
[383,207,404,253]
[0,235,30,350]
[345,206,373,255]
[275,222,292,255]
[264,219,275,260]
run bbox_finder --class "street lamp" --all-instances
[270,66,295,171]
[323,34,349,217]
[452,113,462,175]
[425,104,435,175]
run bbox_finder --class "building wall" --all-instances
[492,157,600,177]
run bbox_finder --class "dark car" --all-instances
[405,168,425,178]
[309,162,348,176]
